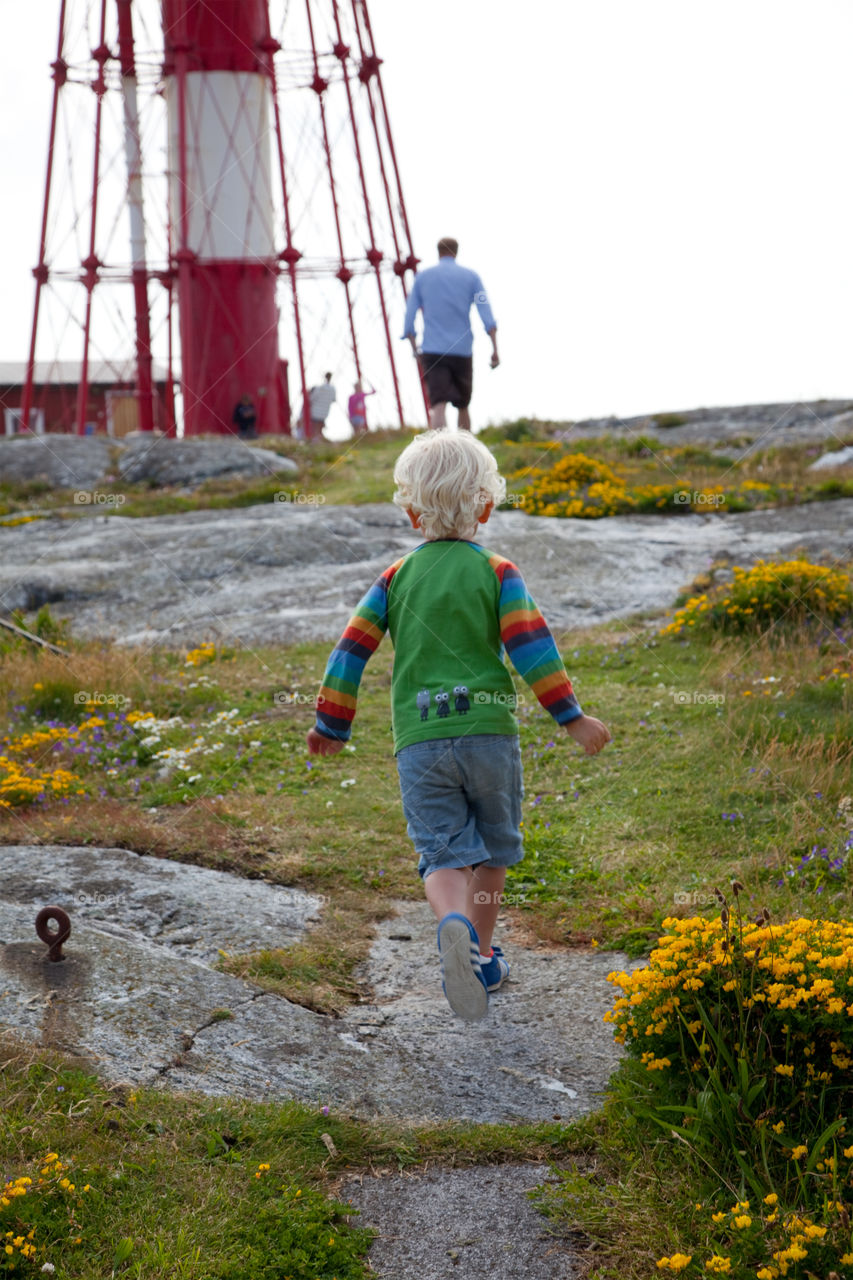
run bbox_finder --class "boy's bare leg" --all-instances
[468,864,506,954]
[457,407,471,431]
[429,401,447,429]
[423,866,472,921]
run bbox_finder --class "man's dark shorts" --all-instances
[420,352,473,410]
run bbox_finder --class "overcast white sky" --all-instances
[2,0,851,428]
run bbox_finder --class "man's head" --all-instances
[437,237,458,259]
[393,429,506,540]
[324,372,333,383]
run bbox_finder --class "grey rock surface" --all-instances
[342,1164,574,1280]
[0,435,119,489]
[807,445,853,470]
[1,499,851,647]
[569,399,853,447]
[0,844,320,964]
[0,849,630,1122]
[0,434,298,494]
[117,436,298,486]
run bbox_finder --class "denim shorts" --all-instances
[396,733,524,880]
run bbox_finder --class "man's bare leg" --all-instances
[429,401,447,429]
[458,407,471,431]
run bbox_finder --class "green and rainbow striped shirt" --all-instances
[314,539,582,753]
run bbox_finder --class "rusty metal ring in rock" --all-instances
[35,906,71,962]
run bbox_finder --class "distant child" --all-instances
[307,430,610,1021]
[347,379,376,433]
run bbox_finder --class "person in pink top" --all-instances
[347,379,376,433]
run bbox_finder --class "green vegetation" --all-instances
[2,511,852,1274]
[1,423,852,522]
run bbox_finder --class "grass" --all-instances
[1,424,853,522]
[4,617,850,977]
[0,1036,580,1279]
[2,436,852,1274]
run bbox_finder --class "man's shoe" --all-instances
[480,945,510,992]
[437,913,488,1021]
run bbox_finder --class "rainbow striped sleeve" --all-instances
[314,560,401,740]
[491,555,582,725]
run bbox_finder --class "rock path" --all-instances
[2,498,852,648]
[0,848,627,1125]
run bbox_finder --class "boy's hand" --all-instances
[565,715,611,756]
[306,727,345,756]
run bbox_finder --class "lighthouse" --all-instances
[162,1,286,436]
[22,0,425,439]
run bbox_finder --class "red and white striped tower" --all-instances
[22,0,426,438]
[162,0,286,436]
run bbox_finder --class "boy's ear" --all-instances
[477,501,494,524]
[405,508,422,530]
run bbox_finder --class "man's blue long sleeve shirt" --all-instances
[402,257,496,358]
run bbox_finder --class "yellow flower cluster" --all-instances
[702,1198,849,1279]
[656,1252,693,1271]
[2,1229,36,1261]
[185,642,216,666]
[1,1152,91,1269]
[606,915,853,1136]
[607,915,853,1038]
[661,559,853,636]
[1,1176,31,1207]
[0,716,110,809]
[518,454,791,520]
[2,1177,37,1265]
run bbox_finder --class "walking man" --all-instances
[307,372,337,439]
[402,237,499,431]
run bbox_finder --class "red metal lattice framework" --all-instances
[22,0,428,438]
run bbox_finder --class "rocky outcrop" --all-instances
[0,848,629,1123]
[808,445,853,470]
[1,499,852,647]
[117,436,297,486]
[0,434,297,493]
[570,400,853,447]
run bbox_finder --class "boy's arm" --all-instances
[495,559,609,753]
[309,563,399,751]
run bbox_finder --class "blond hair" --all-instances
[393,430,506,540]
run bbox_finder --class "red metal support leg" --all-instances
[356,0,429,423]
[305,0,363,397]
[75,0,110,437]
[331,0,405,427]
[22,0,68,433]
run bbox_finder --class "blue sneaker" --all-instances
[437,913,488,1021]
[480,945,510,992]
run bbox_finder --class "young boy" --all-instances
[307,431,610,1021]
